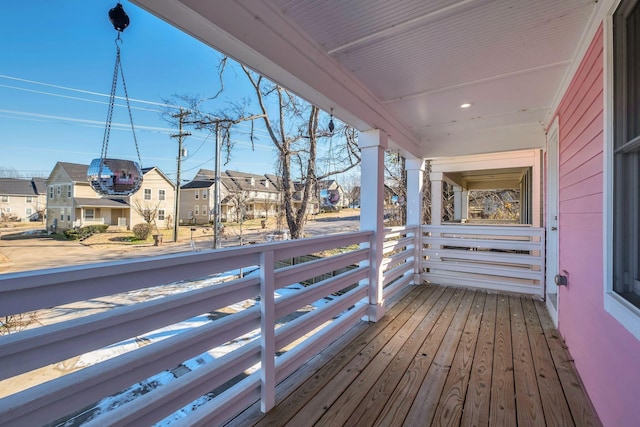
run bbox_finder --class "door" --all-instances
[545,117,559,325]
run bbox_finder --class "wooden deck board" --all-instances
[489,294,517,426]
[375,287,464,426]
[510,295,545,426]
[461,292,496,426]
[431,290,486,426]
[521,297,574,426]
[227,285,601,427]
[404,289,475,425]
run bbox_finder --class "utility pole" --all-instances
[171,108,191,243]
[213,123,221,249]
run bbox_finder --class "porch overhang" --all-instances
[131,0,599,160]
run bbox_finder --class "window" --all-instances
[85,208,95,220]
[144,188,151,200]
[26,196,32,203]
[67,185,71,197]
[195,191,199,199]
[202,205,207,217]
[26,208,32,216]
[158,209,165,221]
[57,186,61,196]
[202,190,207,199]
[608,0,640,340]
[49,187,54,199]
[159,189,166,201]
[194,205,199,216]
[0,195,7,203]
[613,0,640,308]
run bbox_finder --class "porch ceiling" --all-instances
[132,0,599,159]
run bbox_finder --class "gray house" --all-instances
[0,177,47,221]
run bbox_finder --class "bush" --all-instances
[63,224,109,240]
[132,223,152,240]
[64,229,80,240]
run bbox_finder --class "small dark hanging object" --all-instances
[328,108,335,133]
[109,3,130,32]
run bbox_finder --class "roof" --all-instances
[181,175,241,192]
[142,166,176,189]
[0,178,41,196]
[264,174,282,191]
[225,170,279,193]
[52,162,89,183]
[32,178,46,194]
[318,179,340,190]
[74,198,129,208]
[181,180,215,190]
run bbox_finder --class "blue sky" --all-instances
[0,1,281,181]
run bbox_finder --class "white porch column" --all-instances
[359,129,387,322]
[406,158,425,285]
[461,190,469,221]
[429,172,443,225]
[405,158,424,226]
[453,185,462,221]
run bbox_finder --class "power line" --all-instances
[0,74,178,109]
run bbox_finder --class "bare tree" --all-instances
[132,200,161,232]
[0,166,20,178]
[240,67,360,238]
[165,60,360,239]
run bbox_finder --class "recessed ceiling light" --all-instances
[460,103,472,109]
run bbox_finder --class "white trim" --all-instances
[545,115,559,327]
[603,5,640,341]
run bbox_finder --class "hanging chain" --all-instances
[100,38,121,160]
[118,47,142,166]
[100,35,142,166]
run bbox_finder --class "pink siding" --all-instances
[555,25,640,426]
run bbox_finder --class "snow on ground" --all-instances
[66,273,340,426]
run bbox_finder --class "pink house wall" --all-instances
[555,25,640,426]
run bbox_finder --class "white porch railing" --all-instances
[421,224,545,297]
[0,229,416,426]
[381,225,419,301]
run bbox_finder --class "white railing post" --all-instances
[359,129,387,322]
[406,158,425,285]
[260,250,275,412]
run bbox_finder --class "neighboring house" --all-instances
[45,162,175,232]
[179,168,240,224]
[181,169,339,224]
[0,177,47,221]
[225,170,281,220]
[131,167,176,230]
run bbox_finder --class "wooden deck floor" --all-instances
[227,285,601,426]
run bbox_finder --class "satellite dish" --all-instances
[88,158,142,196]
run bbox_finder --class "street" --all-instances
[0,212,360,274]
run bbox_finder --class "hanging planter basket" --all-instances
[87,158,143,196]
